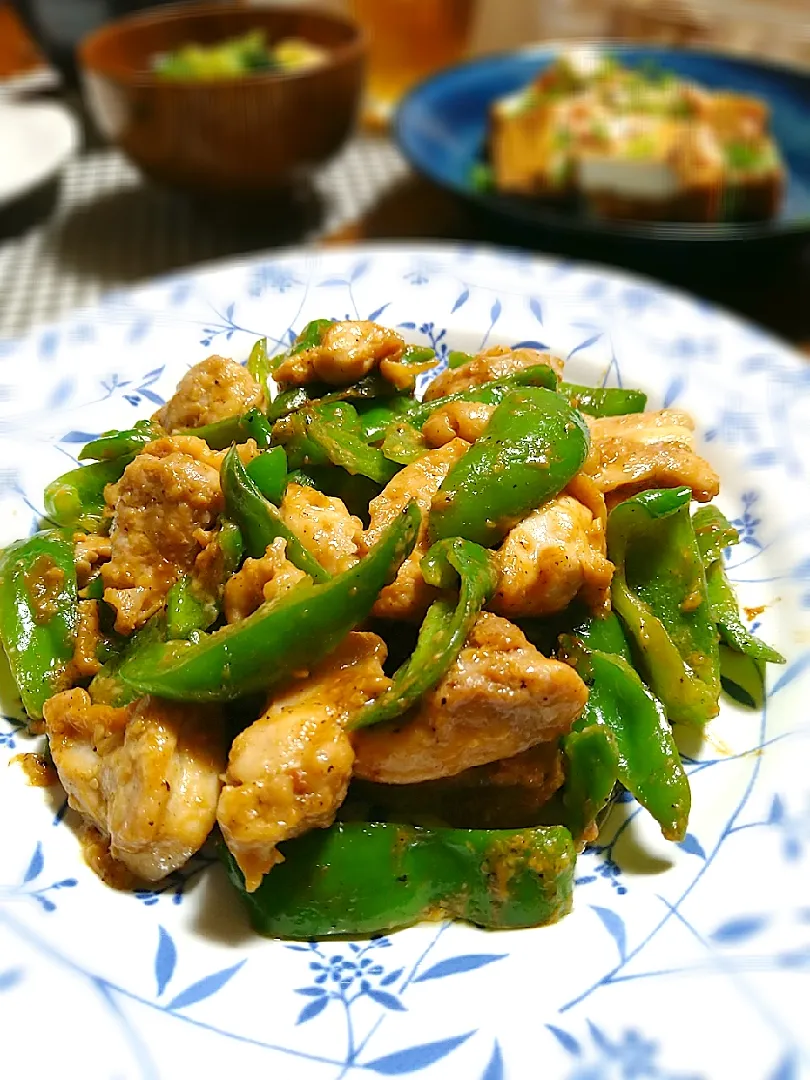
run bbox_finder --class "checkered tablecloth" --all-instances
[0,133,410,342]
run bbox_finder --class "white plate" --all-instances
[0,244,809,1080]
[0,99,79,206]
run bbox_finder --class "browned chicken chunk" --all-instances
[72,599,103,678]
[101,435,224,634]
[491,489,613,618]
[73,532,111,589]
[43,688,225,881]
[279,483,364,576]
[351,613,588,784]
[351,741,565,830]
[584,409,720,505]
[274,320,406,387]
[155,355,262,433]
[217,632,390,892]
[422,400,496,448]
[224,537,308,623]
[423,345,562,402]
[364,438,469,621]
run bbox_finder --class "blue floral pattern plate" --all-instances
[0,244,808,1080]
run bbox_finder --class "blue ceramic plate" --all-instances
[0,244,809,1078]
[395,45,810,243]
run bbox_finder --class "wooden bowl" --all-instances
[79,3,366,195]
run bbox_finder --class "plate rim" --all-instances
[0,239,806,369]
[0,240,808,1078]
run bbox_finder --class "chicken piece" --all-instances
[274,320,406,387]
[423,345,563,402]
[155,355,262,433]
[422,400,496,448]
[218,632,390,891]
[379,353,439,392]
[467,740,565,792]
[72,599,103,679]
[73,532,111,589]
[224,537,308,623]
[364,438,469,621]
[278,483,364,576]
[491,488,613,618]
[350,740,565,830]
[43,688,225,881]
[352,613,588,784]
[584,409,720,505]
[101,435,224,634]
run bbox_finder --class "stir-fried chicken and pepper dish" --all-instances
[0,319,784,938]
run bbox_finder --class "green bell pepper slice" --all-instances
[400,345,436,365]
[380,421,428,466]
[165,576,214,641]
[705,563,785,665]
[608,486,721,726]
[447,350,474,370]
[568,609,633,662]
[357,395,415,443]
[267,375,403,427]
[408,361,559,429]
[313,401,364,436]
[224,820,575,937]
[692,504,740,565]
[430,387,590,547]
[573,649,691,841]
[557,382,647,417]
[182,407,272,450]
[165,519,244,640]
[89,614,165,707]
[246,337,272,402]
[221,447,329,582]
[116,502,421,703]
[246,447,287,506]
[350,537,498,730]
[78,419,160,462]
[274,412,399,486]
[0,530,78,719]
[357,361,559,445]
[267,386,311,424]
[288,318,333,356]
[691,505,784,666]
[44,455,135,531]
[562,724,620,848]
[719,645,766,710]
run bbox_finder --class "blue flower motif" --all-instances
[550,1023,699,1080]
[289,938,405,1025]
[704,408,759,447]
[248,265,301,297]
[404,268,430,285]
[666,335,716,362]
[0,718,23,751]
[576,847,627,895]
[731,492,763,550]
[767,795,810,862]
[134,849,217,906]
[575,819,631,897]
[0,842,78,912]
[122,366,165,408]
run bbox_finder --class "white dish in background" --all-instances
[0,244,808,1080]
[0,99,79,206]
